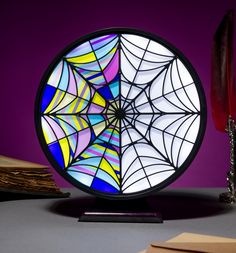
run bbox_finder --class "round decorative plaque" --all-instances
[35,28,206,199]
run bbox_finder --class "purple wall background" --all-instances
[1,0,236,188]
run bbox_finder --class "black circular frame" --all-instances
[35,28,207,200]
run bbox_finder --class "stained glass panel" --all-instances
[35,29,206,199]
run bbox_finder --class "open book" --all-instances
[0,155,69,197]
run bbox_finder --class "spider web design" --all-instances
[38,32,203,196]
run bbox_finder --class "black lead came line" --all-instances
[122,115,172,165]
[121,57,176,113]
[121,35,174,58]
[64,37,120,114]
[118,34,123,187]
[67,61,117,113]
[66,34,119,62]
[68,116,117,167]
[166,114,195,166]
[120,39,151,110]
[125,113,195,145]
[124,82,195,114]
[45,60,70,114]
[120,39,173,65]
[89,118,120,191]
[175,59,199,112]
[167,59,194,113]
[121,117,152,189]
[176,114,199,168]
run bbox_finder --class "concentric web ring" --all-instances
[35,29,206,199]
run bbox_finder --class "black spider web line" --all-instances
[124,112,155,139]
[121,59,175,112]
[124,58,194,115]
[45,67,116,116]
[88,118,121,191]
[44,59,116,115]
[43,60,93,114]
[124,82,195,114]
[68,115,117,167]
[44,61,70,114]
[66,61,117,113]
[68,120,121,188]
[96,124,121,185]
[66,34,118,63]
[121,39,173,65]
[122,159,174,189]
[176,114,199,167]
[68,161,120,189]
[125,88,155,114]
[167,59,194,112]
[123,115,172,164]
[118,34,122,186]
[43,115,74,168]
[120,45,144,74]
[88,40,118,112]
[126,61,191,114]
[121,35,174,58]
[52,114,115,137]
[121,117,152,188]
[67,40,120,113]
[46,113,116,168]
[125,114,195,145]
[43,86,89,114]
[120,39,151,110]
[120,122,144,155]
[160,114,191,168]
[74,41,119,73]
[175,59,199,112]
[165,114,195,166]
[121,153,169,178]
[48,114,85,134]
[122,169,175,192]
[119,74,143,110]
[70,39,120,110]
[88,40,113,85]
[121,138,171,185]
[49,115,90,162]
[119,49,168,111]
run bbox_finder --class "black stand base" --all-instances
[78,197,162,223]
[79,211,162,223]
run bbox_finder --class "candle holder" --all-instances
[219,116,236,204]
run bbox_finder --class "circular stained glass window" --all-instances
[35,28,206,199]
